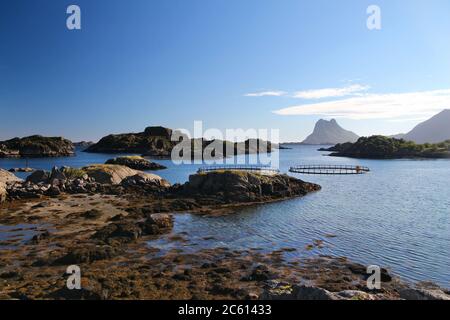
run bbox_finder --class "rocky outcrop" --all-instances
[92,214,174,245]
[0,169,22,203]
[0,135,75,158]
[181,171,320,203]
[105,156,166,171]
[7,166,170,201]
[302,119,359,145]
[82,164,169,186]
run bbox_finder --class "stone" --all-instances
[29,231,50,244]
[0,169,22,203]
[121,172,171,188]
[53,245,123,265]
[336,290,376,300]
[142,214,174,235]
[82,164,139,185]
[399,288,450,300]
[26,170,50,184]
[51,166,69,181]
[92,221,143,244]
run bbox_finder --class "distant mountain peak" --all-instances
[301,119,359,145]
[404,109,450,144]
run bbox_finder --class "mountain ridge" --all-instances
[403,110,450,144]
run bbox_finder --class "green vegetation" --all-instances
[328,136,450,159]
[61,167,87,180]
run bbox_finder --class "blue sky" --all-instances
[1,0,450,142]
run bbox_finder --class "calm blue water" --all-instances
[1,146,449,287]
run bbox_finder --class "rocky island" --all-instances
[0,135,75,158]
[322,136,450,159]
[105,156,167,171]
[86,126,273,159]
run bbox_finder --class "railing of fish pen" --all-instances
[197,165,280,174]
[289,165,370,175]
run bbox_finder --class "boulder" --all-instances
[105,156,166,171]
[261,284,337,300]
[0,183,6,203]
[399,288,450,300]
[0,169,22,203]
[53,245,123,265]
[92,221,143,244]
[121,172,171,188]
[82,165,139,185]
[26,170,50,184]
[141,213,174,235]
[50,166,67,181]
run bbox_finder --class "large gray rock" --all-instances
[26,170,50,184]
[121,172,171,188]
[0,169,22,203]
[261,284,337,300]
[0,183,6,203]
[399,288,450,300]
[82,165,140,185]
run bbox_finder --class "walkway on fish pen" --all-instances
[197,165,280,176]
[289,165,370,175]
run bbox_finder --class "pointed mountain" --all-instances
[404,110,450,144]
[301,119,359,145]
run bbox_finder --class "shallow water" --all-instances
[1,146,449,287]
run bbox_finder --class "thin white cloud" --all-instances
[244,90,287,97]
[292,84,370,99]
[273,89,450,120]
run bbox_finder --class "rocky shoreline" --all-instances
[1,167,449,300]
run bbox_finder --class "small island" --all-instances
[0,135,75,158]
[105,156,167,171]
[86,126,273,159]
[321,136,450,159]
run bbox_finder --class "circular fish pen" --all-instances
[197,165,280,176]
[289,165,370,175]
